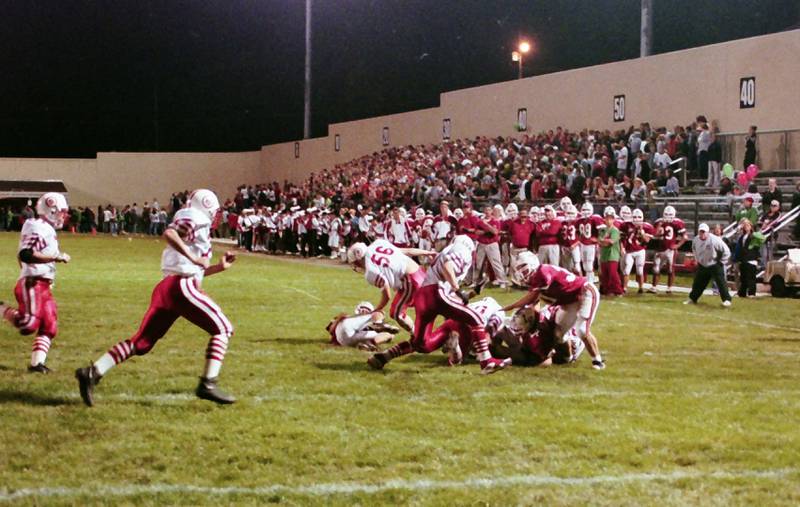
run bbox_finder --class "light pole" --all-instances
[512,41,531,79]
[303,0,312,139]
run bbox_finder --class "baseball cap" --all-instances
[698,223,710,233]
[744,196,754,202]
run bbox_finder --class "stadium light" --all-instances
[513,41,531,79]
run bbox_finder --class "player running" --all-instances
[620,209,654,293]
[367,235,511,374]
[346,239,434,333]
[502,253,605,370]
[326,301,400,350]
[0,193,71,373]
[75,189,239,406]
[650,205,687,293]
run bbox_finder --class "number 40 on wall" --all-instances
[739,77,755,108]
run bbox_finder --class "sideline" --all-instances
[1,468,796,501]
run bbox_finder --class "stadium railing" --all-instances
[716,128,800,173]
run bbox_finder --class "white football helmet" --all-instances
[510,305,540,335]
[505,203,518,216]
[452,234,475,252]
[346,242,368,264]
[559,196,573,211]
[632,208,644,225]
[581,202,594,219]
[543,205,556,220]
[529,206,541,223]
[453,208,464,219]
[603,206,617,218]
[189,189,220,220]
[512,251,540,286]
[355,301,374,315]
[565,204,578,221]
[415,208,425,220]
[36,192,69,229]
[663,205,676,221]
[620,205,632,222]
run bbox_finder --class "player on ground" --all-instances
[559,204,581,274]
[0,193,71,373]
[429,295,507,367]
[347,238,434,333]
[491,304,585,367]
[75,189,238,406]
[502,253,605,370]
[367,235,511,374]
[575,202,604,284]
[650,205,687,293]
[326,301,400,350]
[621,209,654,293]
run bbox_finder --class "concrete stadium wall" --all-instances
[0,152,261,207]
[1,30,797,204]
[262,29,800,181]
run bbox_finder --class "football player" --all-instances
[346,239,434,333]
[326,301,399,350]
[75,189,238,406]
[651,205,687,293]
[502,253,605,370]
[428,296,507,367]
[559,204,581,274]
[620,209,654,293]
[491,304,585,367]
[575,202,604,284]
[367,235,511,374]
[1,192,71,373]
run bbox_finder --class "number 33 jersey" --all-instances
[364,239,410,290]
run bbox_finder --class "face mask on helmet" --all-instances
[565,206,578,221]
[581,203,593,218]
[560,197,572,211]
[620,206,632,222]
[632,210,644,225]
[36,192,69,229]
[663,206,676,220]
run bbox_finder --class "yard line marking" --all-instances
[47,389,800,405]
[608,300,800,333]
[1,468,796,501]
[287,286,322,301]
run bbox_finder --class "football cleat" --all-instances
[722,300,732,307]
[474,276,489,295]
[647,287,658,294]
[682,299,697,305]
[196,377,236,405]
[367,322,400,334]
[570,339,586,363]
[357,342,378,352]
[28,363,52,374]
[75,365,101,407]
[480,357,511,375]
[591,359,606,370]
[367,354,387,370]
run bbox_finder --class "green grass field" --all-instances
[1,232,799,506]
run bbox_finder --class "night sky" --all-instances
[1,0,797,157]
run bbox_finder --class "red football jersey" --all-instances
[528,264,587,305]
[558,220,579,248]
[535,219,562,246]
[653,218,686,250]
[620,222,655,252]
[575,215,604,246]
